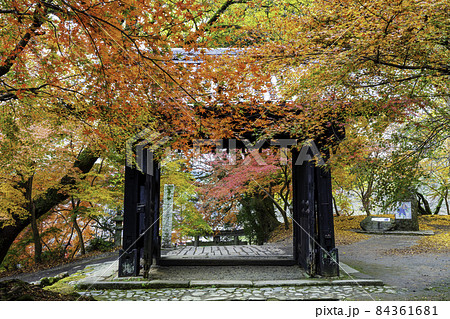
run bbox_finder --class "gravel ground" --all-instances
[149,265,307,281]
[338,235,449,300]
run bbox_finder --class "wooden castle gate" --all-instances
[119,139,339,278]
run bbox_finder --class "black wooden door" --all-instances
[315,166,339,276]
[292,148,316,275]
[292,145,339,277]
[119,165,142,277]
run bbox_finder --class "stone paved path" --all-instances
[163,245,289,258]
[79,285,397,301]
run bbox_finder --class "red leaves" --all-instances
[196,149,287,229]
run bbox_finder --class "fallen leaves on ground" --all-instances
[267,216,371,246]
[334,215,370,246]
[386,215,450,255]
[419,215,450,228]
[268,216,371,246]
[265,215,449,253]
[268,222,293,243]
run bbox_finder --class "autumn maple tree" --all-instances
[193,148,294,243]
[1,0,448,265]
[0,0,207,265]
[0,0,285,266]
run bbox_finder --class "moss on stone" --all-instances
[43,271,88,294]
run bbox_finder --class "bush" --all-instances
[40,247,65,262]
[0,247,23,272]
[238,194,280,245]
[86,237,114,252]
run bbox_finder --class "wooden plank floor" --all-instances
[163,245,290,258]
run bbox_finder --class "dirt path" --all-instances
[338,235,449,300]
[0,252,118,284]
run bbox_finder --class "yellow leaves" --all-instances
[268,222,293,243]
[264,0,449,106]
[335,230,370,246]
[334,214,367,229]
[0,182,28,226]
[386,232,450,255]
[421,231,450,251]
[334,215,371,245]
[383,215,450,255]
[420,215,450,228]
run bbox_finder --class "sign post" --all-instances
[162,184,175,248]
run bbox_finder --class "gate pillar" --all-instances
[143,158,161,278]
[315,165,339,276]
[292,144,339,277]
[120,148,161,277]
[292,148,316,275]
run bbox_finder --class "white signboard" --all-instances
[372,218,391,222]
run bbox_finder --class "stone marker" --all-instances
[360,216,395,231]
[394,196,419,231]
[162,184,175,248]
[113,213,124,248]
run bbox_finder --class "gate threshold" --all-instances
[158,256,296,266]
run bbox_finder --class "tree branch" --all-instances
[0,4,46,77]
[0,83,50,101]
[0,92,18,101]
[205,0,247,27]
[363,56,449,75]
[356,74,422,88]
[0,147,98,264]
[0,8,32,15]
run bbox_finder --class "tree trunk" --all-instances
[70,198,86,256]
[256,182,289,229]
[30,203,42,263]
[280,210,290,229]
[332,195,340,216]
[444,188,449,215]
[359,177,373,216]
[272,199,289,229]
[0,148,97,265]
[278,168,291,230]
[64,226,75,258]
[72,215,85,256]
[362,194,371,216]
[25,172,42,263]
[433,195,444,215]
[416,192,432,215]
